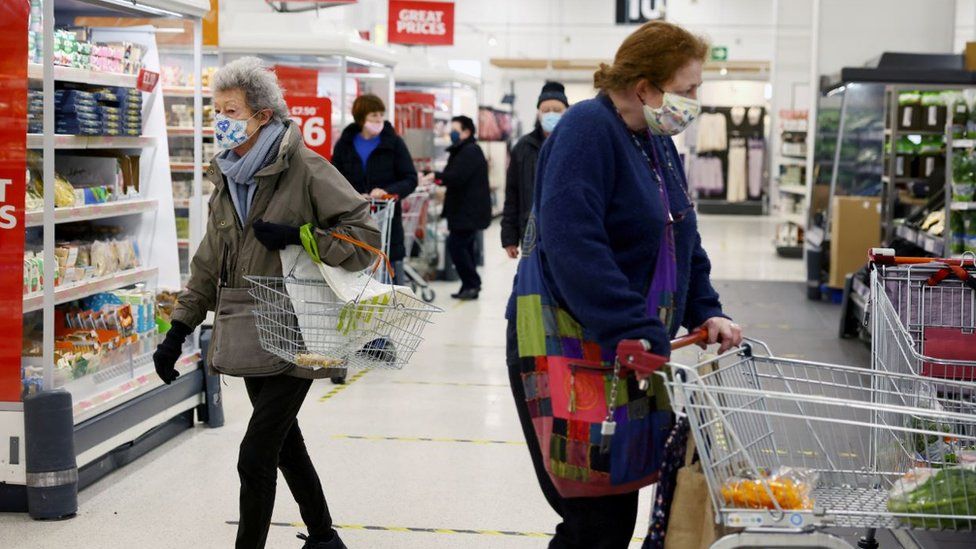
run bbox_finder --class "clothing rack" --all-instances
[687,105,768,215]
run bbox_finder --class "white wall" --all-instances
[816,0,956,77]
[956,0,976,51]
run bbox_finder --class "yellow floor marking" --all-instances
[318,370,369,402]
[332,434,525,445]
[239,521,646,541]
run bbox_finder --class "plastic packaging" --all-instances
[888,466,976,528]
[720,467,818,510]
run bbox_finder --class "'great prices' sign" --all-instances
[285,96,333,161]
[388,0,454,46]
[0,1,27,401]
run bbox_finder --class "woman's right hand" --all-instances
[504,245,519,259]
[153,321,192,384]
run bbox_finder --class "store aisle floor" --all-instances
[1,216,864,549]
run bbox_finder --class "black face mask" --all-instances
[450,130,462,145]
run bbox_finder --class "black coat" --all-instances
[501,125,544,247]
[437,137,492,232]
[332,121,417,260]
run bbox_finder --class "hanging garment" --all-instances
[747,106,764,127]
[727,140,748,203]
[688,156,723,197]
[694,112,728,153]
[747,138,765,199]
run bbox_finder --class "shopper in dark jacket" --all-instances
[501,81,569,258]
[436,115,491,300]
[332,94,417,280]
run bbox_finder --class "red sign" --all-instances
[0,1,28,401]
[388,0,455,46]
[136,68,160,93]
[274,65,319,97]
[285,96,333,161]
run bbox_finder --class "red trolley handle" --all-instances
[616,328,710,377]
[868,247,976,267]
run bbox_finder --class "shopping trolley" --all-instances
[400,189,436,302]
[660,333,976,548]
[869,248,976,382]
[244,236,442,374]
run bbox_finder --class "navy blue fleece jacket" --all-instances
[506,94,726,356]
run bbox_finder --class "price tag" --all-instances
[136,68,159,93]
[284,95,333,160]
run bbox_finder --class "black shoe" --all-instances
[356,338,397,363]
[297,531,346,549]
[450,287,467,299]
[456,288,480,301]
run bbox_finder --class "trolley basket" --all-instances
[662,339,976,537]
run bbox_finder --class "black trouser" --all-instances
[447,229,481,290]
[506,322,640,549]
[237,375,332,549]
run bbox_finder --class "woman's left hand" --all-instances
[698,317,743,354]
[369,188,389,199]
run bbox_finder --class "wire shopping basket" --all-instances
[869,248,976,381]
[244,232,442,371]
[662,338,976,543]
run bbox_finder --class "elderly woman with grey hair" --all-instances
[152,57,378,549]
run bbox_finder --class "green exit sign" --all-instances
[710,46,728,61]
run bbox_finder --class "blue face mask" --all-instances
[540,111,563,133]
[449,130,461,145]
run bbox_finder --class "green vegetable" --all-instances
[888,468,976,528]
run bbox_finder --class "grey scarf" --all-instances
[216,119,286,223]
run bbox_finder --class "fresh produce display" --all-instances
[720,467,817,510]
[887,467,976,528]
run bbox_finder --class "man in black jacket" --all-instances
[332,94,418,281]
[501,81,569,258]
[436,115,491,300]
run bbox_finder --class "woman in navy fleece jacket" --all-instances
[506,21,742,548]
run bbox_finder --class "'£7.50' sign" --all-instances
[285,95,333,160]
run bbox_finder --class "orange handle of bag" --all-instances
[329,231,396,280]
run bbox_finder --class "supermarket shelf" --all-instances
[173,198,190,208]
[24,198,158,227]
[780,153,808,160]
[27,134,156,149]
[951,202,976,211]
[70,349,201,423]
[170,161,207,173]
[779,156,807,165]
[22,266,159,313]
[779,185,807,196]
[167,127,215,137]
[953,139,975,149]
[28,63,137,88]
[885,128,945,136]
[781,212,805,226]
[163,86,212,98]
[177,239,190,248]
[894,224,945,256]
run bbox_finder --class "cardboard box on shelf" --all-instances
[828,196,881,289]
[966,42,976,71]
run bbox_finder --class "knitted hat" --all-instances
[537,81,569,108]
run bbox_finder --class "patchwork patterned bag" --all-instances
[513,214,676,498]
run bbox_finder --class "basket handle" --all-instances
[329,230,396,281]
[869,247,976,267]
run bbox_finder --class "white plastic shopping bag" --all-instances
[278,244,418,365]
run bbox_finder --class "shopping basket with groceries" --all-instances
[244,225,442,376]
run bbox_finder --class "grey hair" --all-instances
[212,56,289,122]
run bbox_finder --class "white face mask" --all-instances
[641,90,701,136]
[214,111,262,150]
[363,121,384,136]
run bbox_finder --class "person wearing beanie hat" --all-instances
[501,81,569,258]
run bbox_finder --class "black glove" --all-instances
[153,320,192,384]
[253,219,302,251]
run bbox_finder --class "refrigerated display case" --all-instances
[2,0,220,516]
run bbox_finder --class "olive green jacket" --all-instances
[173,122,381,376]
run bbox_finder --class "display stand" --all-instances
[773,110,808,258]
[1,0,218,515]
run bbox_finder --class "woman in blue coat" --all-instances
[506,21,742,548]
